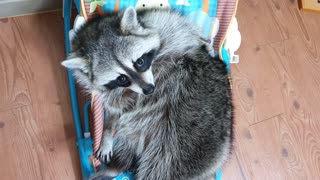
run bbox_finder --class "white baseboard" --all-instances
[0,0,62,18]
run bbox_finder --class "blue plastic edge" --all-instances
[64,0,82,141]
[77,137,95,179]
[74,0,80,11]
[63,0,95,179]
[215,169,223,180]
[221,47,231,73]
[84,100,92,133]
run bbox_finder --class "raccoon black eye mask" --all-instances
[133,49,156,72]
[62,7,233,180]
[104,49,156,90]
[104,74,131,90]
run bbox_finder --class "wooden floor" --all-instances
[0,0,319,179]
[0,12,81,179]
[223,0,320,179]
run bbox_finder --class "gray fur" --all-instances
[62,7,233,180]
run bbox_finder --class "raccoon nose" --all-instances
[143,84,155,95]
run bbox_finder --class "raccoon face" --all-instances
[61,7,160,96]
[101,49,157,95]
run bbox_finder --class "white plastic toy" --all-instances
[176,0,191,6]
[136,0,171,9]
[223,17,241,64]
[210,17,219,44]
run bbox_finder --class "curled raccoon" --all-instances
[62,7,233,180]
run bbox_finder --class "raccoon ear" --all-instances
[61,57,89,72]
[121,7,139,32]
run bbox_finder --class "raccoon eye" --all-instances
[134,50,155,72]
[117,75,127,83]
[136,58,145,66]
[116,74,131,87]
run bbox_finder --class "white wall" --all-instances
[0,0,62,18]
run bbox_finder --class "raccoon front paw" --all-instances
[96,136,113,164]
[96,147,112,164]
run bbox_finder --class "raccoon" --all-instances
[62,7,233,180]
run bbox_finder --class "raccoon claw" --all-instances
[96,148,113,164]
[96,134,113,164]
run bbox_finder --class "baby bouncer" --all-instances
[62,0,241,179]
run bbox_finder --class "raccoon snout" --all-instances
[142,84,155,95]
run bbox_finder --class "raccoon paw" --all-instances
[96,136,113,164]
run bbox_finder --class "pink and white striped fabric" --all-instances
[91,94,104,168]
[82,1,99,20]
[213,0,238,53]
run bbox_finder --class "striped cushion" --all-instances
[214,0,238,55]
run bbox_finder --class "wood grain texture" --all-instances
[0,18,32,111]
[1,0,320,179]
[0,12,81,179]
[248,115,310,180]
[222,150,246,180]
[226,0,320,179]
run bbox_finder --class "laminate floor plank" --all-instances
[0,12,81,180]
[228,0,320,178]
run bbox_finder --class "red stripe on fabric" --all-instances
[214,0,236,52]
